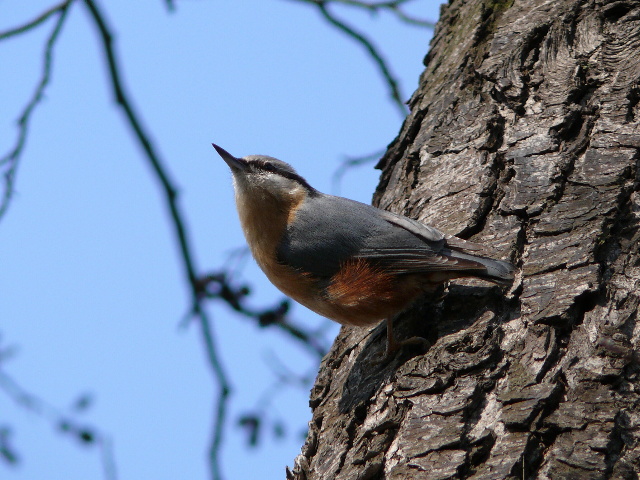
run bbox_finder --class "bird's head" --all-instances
[213,144,315,204]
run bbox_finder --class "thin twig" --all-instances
[316,3,408,116]
[0,0,73,40]
[317,0,435,27]
[199,273,328,358]
[0,1,72,220]
[0,370,117,480]
[237,352,317,448]
[100,437,118,480]
[287,0,435,115]
[80,2,231,479]
[196,306,231,480]
[331,147,385,194]
[263,351,316,388]
[276,319,328,357]
[394,9,435,28]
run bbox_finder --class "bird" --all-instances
[213,144,515,358]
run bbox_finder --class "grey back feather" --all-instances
[276,194,510,280]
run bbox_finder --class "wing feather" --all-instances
[276,194,492,279]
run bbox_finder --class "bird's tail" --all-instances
[443,235,515,285]
[449,249,516,285]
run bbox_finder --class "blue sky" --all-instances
[0,1,440,479]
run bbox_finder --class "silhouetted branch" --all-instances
[392,7,435,28]
[80,2,231,479]
[0,0,73,40]
[0,370,117,479]
[331,147,385,194]
[264,351,317,388]
[316,3,408,116]
[198,273,329,358]
[0,426,19,465]
[320,0,435,27]
[237,352,317,448]
[0,0,72,220]
[288,0,435,116]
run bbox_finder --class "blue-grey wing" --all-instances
[276,194,486,279]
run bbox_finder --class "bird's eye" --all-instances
[262,163,276,172]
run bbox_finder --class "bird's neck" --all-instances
[234,186,306,269]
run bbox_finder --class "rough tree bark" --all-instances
[288,0,640,479]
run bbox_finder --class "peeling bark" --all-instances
[288,0,640,478]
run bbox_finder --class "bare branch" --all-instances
[164,0,176,12]
[263,351,316,388]
[318,0,436,27]
[0,0,73,40]
[285,0,434,116]
[394,9,435,28]
[198,272,329,358]
[80,1,231,479]
[0,370,117,480]
[195,307,231,480]
[316,2,408,116]
[0,426,19,465]
[0,1,72,220]
[237,352,317,448]
[330,0,413,6]
[331,147,384,194]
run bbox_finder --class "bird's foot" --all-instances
[386,335,430,357]
[371,317,431,364]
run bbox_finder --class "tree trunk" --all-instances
[288,0,640,478]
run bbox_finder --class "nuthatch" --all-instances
[214,144,514,357]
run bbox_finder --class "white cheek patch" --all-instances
[260,172,298,192]
[232,171,304,206]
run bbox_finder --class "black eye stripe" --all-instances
[253,161,316,193]
[257,161,287,175]
[253,160,275,172]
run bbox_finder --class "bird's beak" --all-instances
[212,143,248,171]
